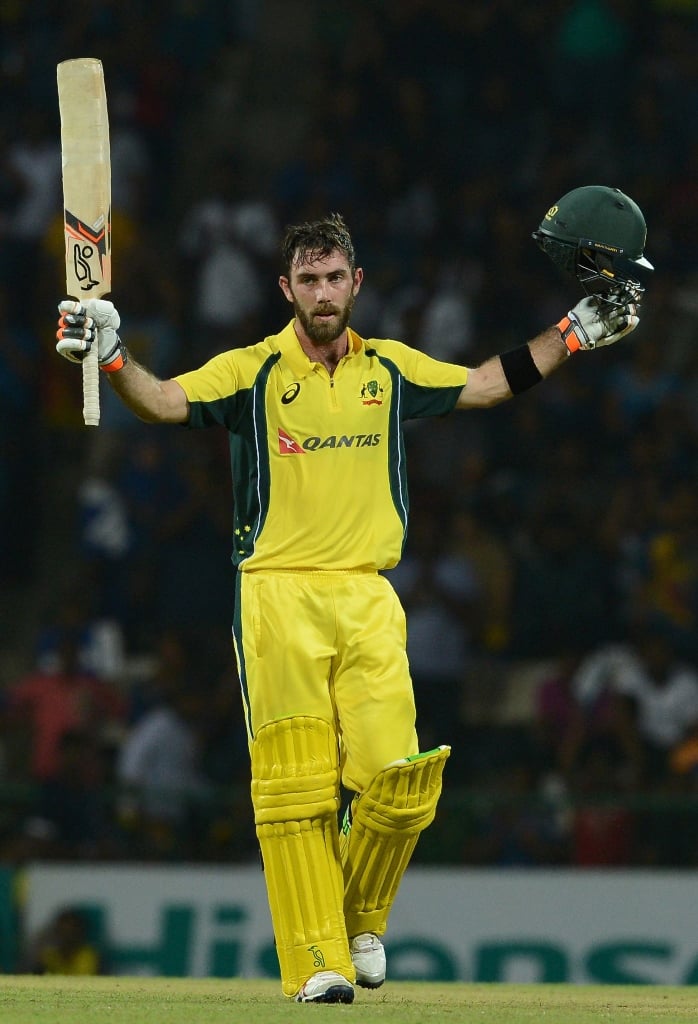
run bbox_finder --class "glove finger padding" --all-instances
[56,301,96,363]
[56,337,91,363]
[596,297,640,347]
[55,297,125,371]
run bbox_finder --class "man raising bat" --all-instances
[56,187,650,1004]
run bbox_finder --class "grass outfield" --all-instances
[0,977,696,1023]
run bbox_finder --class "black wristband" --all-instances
[500,344,543,395]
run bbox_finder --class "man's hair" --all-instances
[281,212,356,275]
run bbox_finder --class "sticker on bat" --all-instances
[64,208,111,291]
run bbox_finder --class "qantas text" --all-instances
[302,433,382,450]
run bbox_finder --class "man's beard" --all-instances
[293,292,355,345]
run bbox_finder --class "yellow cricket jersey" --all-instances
[174,320,468,572]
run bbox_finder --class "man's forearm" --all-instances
[527,324,571,377]
[457,326,568,408]
[106,356,189,424]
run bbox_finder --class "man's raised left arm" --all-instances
[457,292,639,409]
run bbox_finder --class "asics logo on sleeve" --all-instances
[281,383,301,404]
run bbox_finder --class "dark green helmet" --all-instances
[533,185,653,301]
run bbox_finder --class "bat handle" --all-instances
[82,341,100,426]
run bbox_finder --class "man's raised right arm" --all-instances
[105,357,189,423]
[56,298,190,424]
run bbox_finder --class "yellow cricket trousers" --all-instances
[233,569,419,792]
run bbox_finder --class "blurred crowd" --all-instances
[0,1,697,867]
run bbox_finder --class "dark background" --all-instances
[0,0,696,869]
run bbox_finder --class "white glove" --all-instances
[557,293,640,354]
[56,298,126,372]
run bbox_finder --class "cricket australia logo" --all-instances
[360,379,384,406]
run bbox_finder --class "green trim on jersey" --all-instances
[369,352,409,547]
[230,352,278,563]
[174,323,467,571]
[232,569,252,739]
[184,349,281,563]
[368,348,467,554]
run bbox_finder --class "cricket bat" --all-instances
[57,57,111,427]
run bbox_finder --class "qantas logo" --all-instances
[278,428,305,454]
[278,428,382,454]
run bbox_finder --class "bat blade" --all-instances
[57,57,111,427]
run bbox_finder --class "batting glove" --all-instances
[56,298,127,372]
[556,293,640,354]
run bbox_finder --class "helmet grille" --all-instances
[533,230,646,305]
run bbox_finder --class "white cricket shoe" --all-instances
[350,932,386,988]
[294,970,355,1003]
